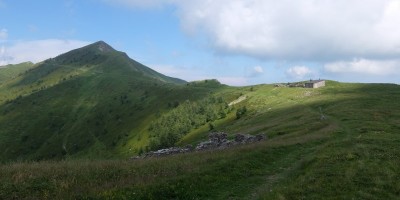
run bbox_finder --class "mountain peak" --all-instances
[91,41,115,53]
[52,41,116,65]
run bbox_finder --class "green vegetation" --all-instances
[0,42,225,161]
[235,105,247,119]
[148,96,229,150]
[0,140,321,199]
[1,42,400,199]
[0,62,34,84]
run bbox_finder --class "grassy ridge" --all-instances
[1,81,399,198]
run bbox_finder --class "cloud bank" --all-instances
[0,39,90,65]
[175,0,400,61]
[324,59,400,76]
[102,0,400,59]
[150,63,251,86]
[104,0,400,80]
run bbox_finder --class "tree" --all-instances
[219,108,226,119]
[236,106,247,119]
[209,122,215,131]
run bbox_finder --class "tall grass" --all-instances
[1,136,324,199]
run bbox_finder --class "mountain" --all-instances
[0,41,225,161]
[53,41,186,84]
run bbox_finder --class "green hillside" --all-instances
[0,42,399,199]
[0,41,225,162]
[0,62,35,84]
[0,81,398,199]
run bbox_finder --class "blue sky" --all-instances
[1,0,400,85]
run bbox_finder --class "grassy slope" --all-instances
[0,42,224,162]
[1,81,399,199]
[0,62,35,84]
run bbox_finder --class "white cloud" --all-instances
[150,64,213,82]
[174,0,400,60]
[217,77,248,86]
[286,66,313,79]
[0,39,90,65]
[0,29,7,40]
[247,65,264,77]
[324,58,400,76]
[0,46,9,66]
[149,64,249,86]
[253,66,263,73]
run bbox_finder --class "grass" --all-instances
[1,80,399,198]
[0,136,326,199]
[1,81,399,199]
[0,62,34,84]
[269,133,400,199]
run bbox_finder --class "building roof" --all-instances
[306,80,325,84]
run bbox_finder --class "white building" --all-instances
[304,80,325,88]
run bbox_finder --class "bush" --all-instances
[236,106,247,119]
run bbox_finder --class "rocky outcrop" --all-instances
[195,132,234,151]
[235,133,266,144]
[132,132,267,159]
[195,132,266,151]
[137,145,193,158]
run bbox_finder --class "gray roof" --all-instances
[306,80,325,83]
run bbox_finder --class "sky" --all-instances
[1,0,400,86]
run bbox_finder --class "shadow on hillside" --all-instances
[0,82,399,162]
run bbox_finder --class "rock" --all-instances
[195,132,229,151]
[255,134,266,141]
[209,132,228,143]
[184,144,194,150]
[234,134,245,143]
[133,132,267,159]
[194,132,267,151]
[195,141,215,151]
[143,146,192,158]
[218,140,235,150]
[235,133,267,144]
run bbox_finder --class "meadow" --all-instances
[1,80,399,199]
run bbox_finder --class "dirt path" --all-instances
[228,95,247,106]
